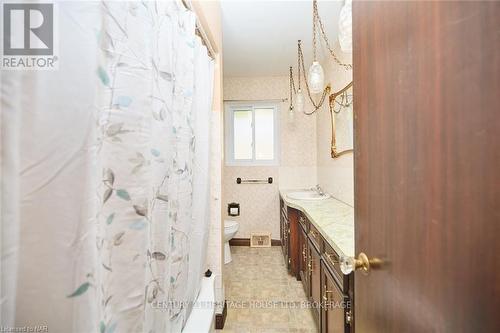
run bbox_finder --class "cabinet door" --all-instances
[321,262,350,333]
[284,222,290,267]
[299,225,309,295]
[287,208,301,278]
[309,240,321,321]
[280,211,289,264]
[280,209,284,251]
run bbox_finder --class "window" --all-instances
[225,102,280,166]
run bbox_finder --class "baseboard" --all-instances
[215,300,227,330]
[228,238,250,246]
[229,238,281,246]
[271,239,282,246]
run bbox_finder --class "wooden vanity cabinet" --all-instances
[280,197,354,332]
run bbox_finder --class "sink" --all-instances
[287,190,330,201]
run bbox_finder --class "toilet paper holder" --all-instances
[228,202,240,216]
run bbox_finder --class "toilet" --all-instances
[224,220,239,264]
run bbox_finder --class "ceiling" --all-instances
[221,0,343,77]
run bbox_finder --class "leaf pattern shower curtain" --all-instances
[0,1,214,332]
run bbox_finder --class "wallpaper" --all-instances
[223,44,354,240]
[223,76,317,239]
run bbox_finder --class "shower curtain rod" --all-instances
[181,0,216,59]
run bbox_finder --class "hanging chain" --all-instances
[313,0,352,70]
[297,40,302,90]
[298,41,330,115]
[289,66,296,111]
[312,2,317,62]
[331,90,353,114]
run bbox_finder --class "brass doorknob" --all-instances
[340,252,382,275]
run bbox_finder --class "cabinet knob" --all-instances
[340,252,382,275]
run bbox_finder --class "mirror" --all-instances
[329,82,353,158]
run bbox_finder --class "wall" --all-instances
[222,44,353,241]
[192,0,224,313]
[223,76,317,240]
[316,42,354,206]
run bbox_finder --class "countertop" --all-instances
[280,189,354,258]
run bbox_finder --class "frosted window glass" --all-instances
[254,108,274,160]
[233,110,253,160]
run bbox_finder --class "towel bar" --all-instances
[236,177,273,184]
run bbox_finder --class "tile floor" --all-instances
[221,246,319,333]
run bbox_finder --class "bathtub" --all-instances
[182,275,216,333]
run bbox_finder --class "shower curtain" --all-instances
[0,1,214,332]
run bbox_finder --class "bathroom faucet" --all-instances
[314,184,324,196]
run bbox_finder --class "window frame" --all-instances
[224,101,280,166]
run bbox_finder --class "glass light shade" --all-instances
[338,0,352,53]
[295,89,305,113]
[308,61,325,94]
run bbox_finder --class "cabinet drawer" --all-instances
[323,241,348,293]
[308,222,322,252]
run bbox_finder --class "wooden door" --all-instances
[353,1,500,332]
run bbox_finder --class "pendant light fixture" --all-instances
[308,0,325,94]
[288,0,352,116]
[338,0,353,53]
[308,62,324,94]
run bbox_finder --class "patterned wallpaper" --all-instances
[223,48,355,239]
[223,76,317,239]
